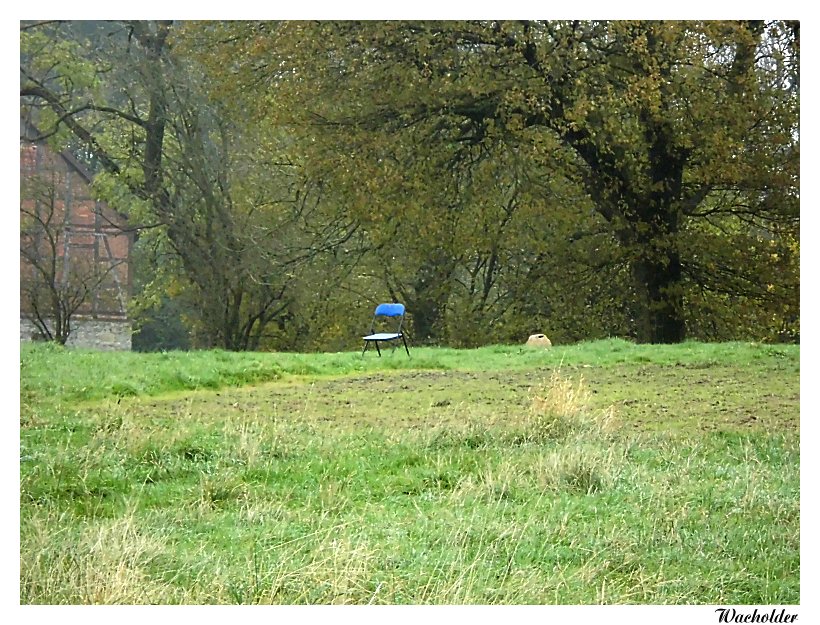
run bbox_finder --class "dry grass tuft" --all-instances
[21,507,173,604]
[521,370,617,443]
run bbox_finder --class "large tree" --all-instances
[22,20,798,349]
[20,20,356,350]
[204,20,798,344]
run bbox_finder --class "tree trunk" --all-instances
[407,296,446,345]
[631,250,685,344]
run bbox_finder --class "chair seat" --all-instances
[363,332,402,341]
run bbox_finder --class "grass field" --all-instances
[19,339,800,604]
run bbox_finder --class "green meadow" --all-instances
[19,339,799,604]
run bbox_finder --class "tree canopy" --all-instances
[21,20,799,349]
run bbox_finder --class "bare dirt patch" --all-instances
[124,363,799,436]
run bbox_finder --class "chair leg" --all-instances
[402,334,410,356]
[375,341,381,357]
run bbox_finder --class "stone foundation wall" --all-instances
[20,317,132,351]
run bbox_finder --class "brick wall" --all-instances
[21,128,133,342]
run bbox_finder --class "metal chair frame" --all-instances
[362,302,410,357]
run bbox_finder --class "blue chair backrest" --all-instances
[374,303,405,317]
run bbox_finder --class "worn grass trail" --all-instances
[19,340,800,604]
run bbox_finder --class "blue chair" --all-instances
[362,303,410,356]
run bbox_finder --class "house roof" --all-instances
[21,117,95,184]
[20,116,130,224]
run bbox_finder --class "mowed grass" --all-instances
[19,339,799,604]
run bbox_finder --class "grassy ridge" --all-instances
[20,339,798,405]
[19,340,800,604]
